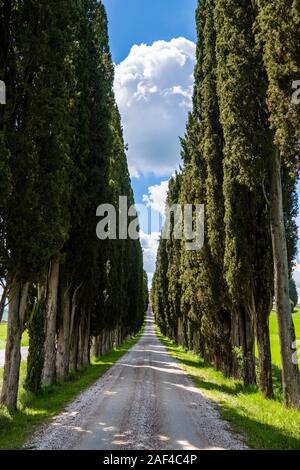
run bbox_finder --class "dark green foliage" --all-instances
[2,0,77,283]
[152,238,170,337]
[143,271,149,313]
[257,0,300,170]
[25,300,46,393]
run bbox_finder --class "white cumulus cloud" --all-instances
[114,37,196,178]
[140,230,160,287]
[293,264,300,286]
[143,180,169,217]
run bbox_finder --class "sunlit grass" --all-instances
[269,309,300,367]
[0,324,29,350]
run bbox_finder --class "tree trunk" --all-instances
[240,307,256,386]
[270,150,300,408]
[82,313,90,366]
[231,309,242,379]
[56,282,71,381]
[256,309,273,398]
[98,333,103,356]
[69,320,79,372]
[42,261,60,386]
[77,330,82,369]
[68,286,80,372]
[77,312,89,369]
[102,332,106,354]
[106,331,110,353]
[0,278,29,409]
[91,336,100,357]
[231,306,256,385]
[100,332,104,355]
[115,327,120,348]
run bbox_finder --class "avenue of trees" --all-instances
[152,0,300,409]
[0,0,148,410]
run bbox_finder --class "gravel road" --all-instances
[26,310,247,450]
[0,347,28,368]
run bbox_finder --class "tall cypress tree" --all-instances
[196,0,232,375]
[166,174,183,343]
[152,237,170,337]
[1,0,79,404]
[59,0,114,373]
[215,0,275,390]
[0,1,12,323]
[0,0,43,409]
[257,0,300,408]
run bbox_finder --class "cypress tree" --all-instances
[165,174,182,342]
[23,0,77,387]
[152,238,170,337]
[143,271,149,314]
[0,0,41,409]
[257,0,300,408]
[196,0,232,375]
[0,1,12,324]
[178,114,206,356]
[215,0,274,391]
[60,0,114,372]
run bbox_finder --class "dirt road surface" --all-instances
[27,311,247,450]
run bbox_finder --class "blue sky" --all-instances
[103,0,197,63]
[102,0,197,208]
[102,0,198,282]
[102,0,300,289]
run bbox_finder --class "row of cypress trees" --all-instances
[152,0,300,409]
[0,0,148,410]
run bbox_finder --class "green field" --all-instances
[0,324,29,350]
[269,309,300,367]
[0,325,144,449]
[157,309,300,450]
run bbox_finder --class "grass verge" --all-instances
[156,326,300,450]
[269,310,300,367]
[0,324,144,450]
[0,324,29,350]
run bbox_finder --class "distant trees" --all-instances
[0,0,147,409]
[152,0,300,408]
[289,279,298,313]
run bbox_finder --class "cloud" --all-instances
[143,180,169,217]
[293,264,300,287]
[140,230,160,287]
[114,37,196,178]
